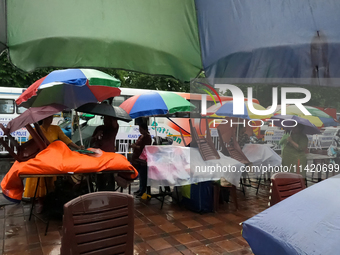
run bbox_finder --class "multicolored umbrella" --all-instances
[119,92,194,119]
[16,69,121,109]
[213,101,273,120]
[2,1,340,85]
[270,115,320,135]
[276,105,338,127]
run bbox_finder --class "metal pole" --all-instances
[236,118,239,141]
[71,109,75,136]
[153,116,158,144]
[75,111,83,146]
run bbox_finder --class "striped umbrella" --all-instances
[16,69,121,109]
[119,91,194,119]
[120,91,194,141]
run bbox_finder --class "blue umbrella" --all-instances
[270,115,320,135]
[214,101,273,120]
[215,101,249,119]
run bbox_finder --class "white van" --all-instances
[0,87,26,120]
[0,87,29,146]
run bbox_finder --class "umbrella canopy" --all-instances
[76,103,132,123]
[4,104,66,134]
[119,92,194,119]
[276,105,338,127]
[213,101,273,120]
[270,115,320,135]
[16,69,121,109]
[1,0,340,85]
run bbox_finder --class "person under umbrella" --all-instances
[23,115,84,212]
[281,124,308,180]
[130,122,152,197]
[90,116,119,153]
[119,92,194,196]
[90,115,119,191]
[74,102,132,147]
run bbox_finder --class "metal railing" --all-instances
[115,139,136,157]
[0,136,27,155]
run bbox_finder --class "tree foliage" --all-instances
[0,51,55,88]
[0,51,190,92]
[102,69,190,92]
[0,50,339,111]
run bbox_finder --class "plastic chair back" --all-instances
[269,173,306,206]
[61,192,134,255]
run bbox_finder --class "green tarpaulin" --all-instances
[3,0,201,81]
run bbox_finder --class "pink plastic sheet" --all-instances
[143,145,244,187]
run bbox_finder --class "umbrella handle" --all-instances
[75,111,84,147]
[153,116,158,144]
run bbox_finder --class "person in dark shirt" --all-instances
[91,116,119,152]
[91,116,119,190]
[130,122,152,197]
[230,125,250,149]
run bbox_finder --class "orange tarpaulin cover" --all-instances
[1,141,138,201]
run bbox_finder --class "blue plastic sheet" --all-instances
[242,175,340,255]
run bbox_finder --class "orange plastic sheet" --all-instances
[1,141,137,202]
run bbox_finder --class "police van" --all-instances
[0,87,26,121]
[0,87,29,155]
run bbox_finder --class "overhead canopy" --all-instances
[1,0,340,85]
[0,0,5,52]
[2,0,202,81]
